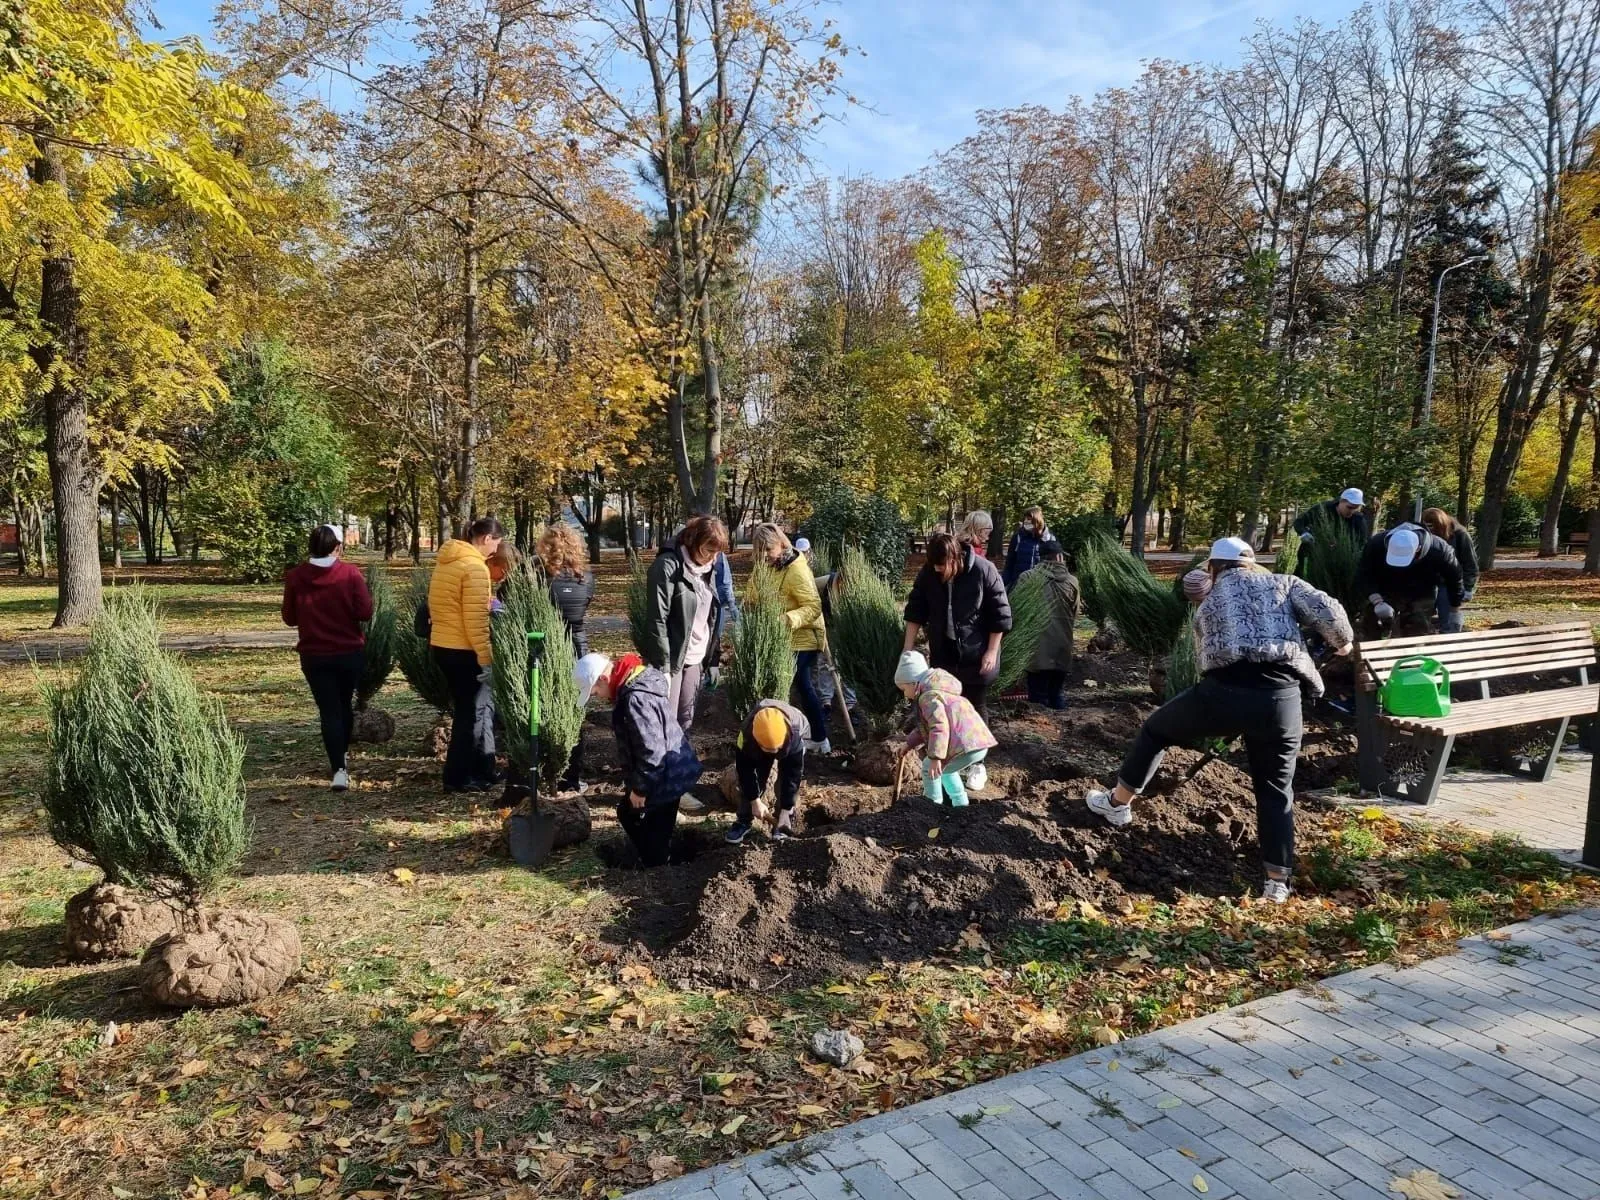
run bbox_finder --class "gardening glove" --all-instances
[477,666,493,685]
[706,665,721,688]
[1373,602,1395,624]
[1462,589,1475,604]
[1300,531,1313,544]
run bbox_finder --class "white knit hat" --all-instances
[894,650,931,687]
[574,653,611,707]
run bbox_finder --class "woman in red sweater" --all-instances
[282,525,373,790]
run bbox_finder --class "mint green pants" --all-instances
[922,749,987,806]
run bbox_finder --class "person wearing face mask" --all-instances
[282,524,373,792]
[903,530,1012,792]
[1002,506,1053,589]
[429,517,505,793]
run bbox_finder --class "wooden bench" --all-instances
[1564,529,1590,555]
[1354,621,1597,805]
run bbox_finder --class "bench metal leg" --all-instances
[1532,718,1571,783]
[1356,691,1388,795]
[1402,732,1456,806]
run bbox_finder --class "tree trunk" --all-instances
[1128,377,1152,558]
[454,222,480,535]
[109,488,121,569]
[1586,412,1600,576]
[1539,337,1599,557]
[35,147,101,628]
[384,503,396,560]
[1169,395,1193,551]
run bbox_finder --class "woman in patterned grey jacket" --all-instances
[1084,537,1354,904]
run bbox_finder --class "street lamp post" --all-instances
[1414,254,1488,523]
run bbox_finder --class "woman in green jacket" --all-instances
[751,523,833,754]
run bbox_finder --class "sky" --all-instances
[151,0,1352,180]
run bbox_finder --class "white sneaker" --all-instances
[679,794,707,815]
[331,768,349,792]
[1261,880,1290,905]
[964,762,988,792]
[805,738,832,755]
[1086,789,1133,827]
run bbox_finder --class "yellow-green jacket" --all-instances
[774,550,826,652]
[428,540,493,665]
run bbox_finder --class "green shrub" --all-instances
[41,588,248,905]
[491,568,583,790]
[1301,509,1363,618]
[359,564,398,710]
[995,567,1050,693]
[395,567,450,712]
[802,483,908,584]
[725,564,796,722]
[626,553,652,659]
[1053,515,1119,625]
[1079,534,1187,657]
[1273,535,1300,578]
[1164,617,1200,701]
[830,547,904,731]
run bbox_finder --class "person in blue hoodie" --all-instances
[575,651,703,867]
[1002,507,1052,589]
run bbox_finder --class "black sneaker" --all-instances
[725,821,752,845]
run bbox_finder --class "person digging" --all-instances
[894,651,997,807]
[574,651,703,868]
[725,701,809,845]
[1355,523,1465,640]
[1083,537,1354,904]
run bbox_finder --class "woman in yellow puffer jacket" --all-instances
[429,517,503,791]
[751,523,832,754]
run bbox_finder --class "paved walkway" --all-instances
[1388,759,1592,865]
[630,910,1600,1200]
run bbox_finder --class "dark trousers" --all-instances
[617,796,680,867]
[932,654,992,720]
[735,741,803,824]
[1117,676,1301,873]
[300,650,364,772]
[793,650,829,740]
[1026,669,1067,709]
[434,647,497,788]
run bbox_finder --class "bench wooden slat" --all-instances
[1380,684,1600,735]
[1358,626,1594,663]
[1354,622,1596,691]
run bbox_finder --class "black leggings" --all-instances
[434,647,497,788]
[617,796,680,867]
[1117,675,1302,874]
[300,651,364,772]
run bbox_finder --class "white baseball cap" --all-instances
[794,537,811,553]
[1208,536,1255,563]
[1385,527,1420,567]
[1340,488,1364,506]
[573,652,611,706]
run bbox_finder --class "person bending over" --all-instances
[894,651,997,808]
[1084,537,1353,904]
[575,652,703,867]
[725,701,809,845]
[1355,523,1463,639]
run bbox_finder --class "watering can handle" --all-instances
[1391,656,1450,689]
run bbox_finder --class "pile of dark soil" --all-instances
[600,701,1280,989]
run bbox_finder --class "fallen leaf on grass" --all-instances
[647,1155,682,1182]
[257,1130,296,1154]
[796,1105,827,1117]
[411,1030,438,1052]
[1092,1025,1121,1046]
[1388,1170,1461,1199]
[179,1059,209,1077]
[390,867,416,885]
[884,1038,928,1062]
[1484,931,1511,942]
[1358,806,1387,822]
[719,1114,747,1136]
[927,828,940,839]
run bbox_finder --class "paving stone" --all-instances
[837,1162,911,1200]
[905,1138,984,1192]
[884,1174,959,1200]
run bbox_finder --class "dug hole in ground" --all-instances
[585,648,1357,990]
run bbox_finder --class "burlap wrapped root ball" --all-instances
[351,707,396,744]
[503,794,592,850]
[140,911,302,1008]
[851,739,902,786]
[717,765,773,822]
[65,882,189,962]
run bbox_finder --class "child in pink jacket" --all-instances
[895,651,998,807]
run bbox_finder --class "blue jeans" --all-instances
[1436,585,1465,634]
[922,748,987,805]
[793,650,829,741]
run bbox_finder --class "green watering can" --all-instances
[1379,656,1452,718]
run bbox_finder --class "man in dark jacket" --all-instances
[904,531,1013,722]
[725,700,809,845]
[1002,507,1053,588]
[1294,488,1370,545]
[1021,540,1079,709]
[1355,524,1464,639]
[576,651,703,867]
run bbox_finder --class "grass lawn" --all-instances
[2,631,1597,1198]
